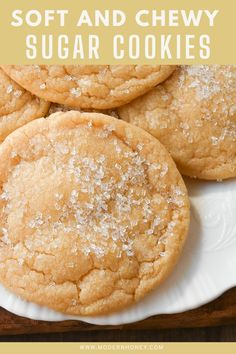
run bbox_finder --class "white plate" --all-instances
[0,178,236,325]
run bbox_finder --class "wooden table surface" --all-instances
[0,325,236,341]
[0,287,236,341]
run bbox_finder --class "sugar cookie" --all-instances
[0,111,189,315]
[1,65,176,109]
[0,68,50,143]
[118,65,236,180]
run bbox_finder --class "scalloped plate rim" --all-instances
[0,282,235,325]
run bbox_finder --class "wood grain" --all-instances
[0,287,235,335]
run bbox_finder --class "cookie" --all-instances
[118,65,236,180]
[0,111,189,316]
[1,65,176,109]
[0,68,50,143]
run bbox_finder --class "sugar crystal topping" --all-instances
[183,65,222,101]
[6,85,13,94]
[0,121,186,263]
[143,65,236,148]
[6,84,22,98]
[178,65,236,145]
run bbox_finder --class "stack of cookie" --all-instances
[0,65,234,316]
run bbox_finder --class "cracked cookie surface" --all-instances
[118,65,236,180]
[1,65,176,109]
[0,111,189,315]
[0,68,50,143]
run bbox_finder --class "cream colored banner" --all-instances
[0,343,236,354]
[0,0,235,63]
